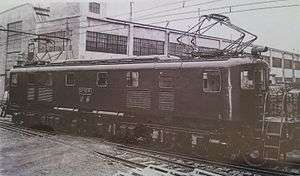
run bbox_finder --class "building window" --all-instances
[126,72,139,87]
[38,31,71,53]
[275,77,283,83]
[11,73,18,87]
[86,31,97,51]
[7,21,22,52]
[272,57,282,68]
[159,72,174,88]
[97,72,108,87]
[203,71,221,92]
[168,42,185,56]
[284,59,293,69]
[241,70,254,89]
[65,73,75,86]
[133,38,164,56]
[169,42,196,57]
[86,31,127,54]
[89,2,100,14]
[295,61,300,70]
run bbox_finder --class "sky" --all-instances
[0,0,299,53]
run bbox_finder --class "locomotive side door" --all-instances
[240,65,267,122]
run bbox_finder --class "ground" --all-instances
[0,127,129,176]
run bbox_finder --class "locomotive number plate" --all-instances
[79,87,93,95]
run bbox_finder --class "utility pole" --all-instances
[129,1,134,22]
[65,17,70,60]
[198,8,201,22]
[128,1,134,56]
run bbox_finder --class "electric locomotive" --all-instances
[5,14,300,165]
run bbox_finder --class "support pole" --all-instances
[129,1,134,22]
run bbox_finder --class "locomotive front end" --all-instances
[239,59,269,123]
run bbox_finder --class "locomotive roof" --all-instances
[10,56,265,73]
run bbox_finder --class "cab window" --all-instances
[65,73,75,86]
[203,71,221,92]
[256,69,266,90]
[241,70,254,89]
[11,73,18,87]
[126,71,139,87]
[159,71,174,88]
[97,72,108,87]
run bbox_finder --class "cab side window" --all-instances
[241,70,254,89]
[159,71,174,88]
[97,72,108,87]
[126,71,139,87]
[65,73,76,86]
[11,73,18,87]
[203,71,221,92]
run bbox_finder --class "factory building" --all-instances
[0,1,299,97]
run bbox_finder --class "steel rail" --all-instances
[111,142,299,176]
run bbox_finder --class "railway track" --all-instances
[106,142,299,176]
[1,120,299,176]
[1,120,298,176]
[0,120,223,176]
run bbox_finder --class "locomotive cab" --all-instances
[239,62,268,123]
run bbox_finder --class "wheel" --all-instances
[242,145,265,167]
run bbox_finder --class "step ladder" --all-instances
[262,92,286,161]
[263,118,285,161]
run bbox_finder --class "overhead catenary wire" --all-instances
[130,0,224,20]
[110,0,200,18]
[149,4,299,24]
[134,0,296,21]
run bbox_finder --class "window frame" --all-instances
[65,72,76,87]
[86,31,127,54]
[126,71,139,88]
[202,70,221,93]
[38,31,69,53]
[133,38,164,56]
[284,59,293,69]
[11,73,18,87]
[96,72,108,88]
[89,2,101,14]
[240,70,255,90]
[7,21,22,52]
[159,71,174,88]
[272,57,282,68]
[295,61,300,70]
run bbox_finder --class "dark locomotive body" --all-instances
[7,56,299,164]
